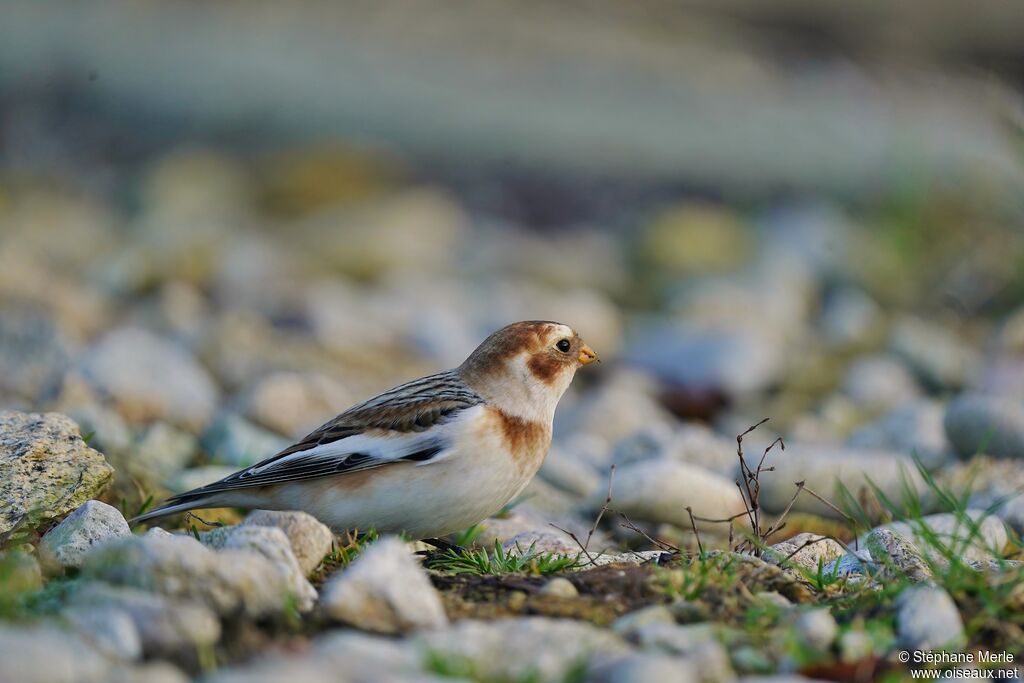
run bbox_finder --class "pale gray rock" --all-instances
[320,536,447,634]
[417,617,630,683]
[240,370,355,439]
[945,394,1024,459]
[819,287,883,346]
[889,317,979,390]
[70,583,221,658]
[0,310,73,401]
[554,369,675,444]
[81,529,296,618]
[243,509,334,576]
[132,421,197,481]
[0,411,113,534]
[80,326,219,430]
[764,534,846,574]
[624,318,786,398]
[61,604,142,661]
[105,663,190,683]
[838,629,875,662]
[611,605,676,637]
[896,585,966,650]
[502,530,580,558]
[756,445,926,518]
[846,400,953,469]
[539,577,579,598]
[39,500,131,572]
[822,551,871,578]
[840,355,921,411]
[221,525,317,611]
[593,653,700,683]
[793,608,838,651]
[201,413,289,468]
[863,512,1008,564]
[584,550,667,568]
[63,403,133,458]
[613,423,738,476]
[539,441,601,497]
[311,630,425,682]
[864,528,933,582]
[630,622,734,683]
[0,624,111,683]
[596,459,746,532]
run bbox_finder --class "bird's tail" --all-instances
[129,493,218,526]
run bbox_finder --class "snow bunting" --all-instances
[133,321,598,539]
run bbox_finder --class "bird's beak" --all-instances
[578,344,599,365]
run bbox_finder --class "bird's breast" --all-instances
[476,405,552,478]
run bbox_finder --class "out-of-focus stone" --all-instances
[80,327,219,431]
[243,509,334,576]
[944,393,1024,459]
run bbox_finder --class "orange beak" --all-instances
[578,344,599,365]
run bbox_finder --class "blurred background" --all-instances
[2,0,1024,522]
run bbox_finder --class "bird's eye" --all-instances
[556,339,571,353]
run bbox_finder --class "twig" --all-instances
[617,510,679,554]
[762,480,806,541]
[686,506,704,555]
[184,511,225,528]
[549,464,617,566]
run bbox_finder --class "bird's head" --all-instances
[458,320,598,422]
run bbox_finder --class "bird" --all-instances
[132,320,598,541]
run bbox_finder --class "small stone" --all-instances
[611,605,676,637]
[840,355,921,411]
[864,528,933,582]
[754,591,793,610]
[0,309,73,402]
[221,525,317,612]
[201,413,289,468]
[896,585,966,651]
[822,552,869,577]
[39,500,131,572]
[820,288,883,346]
[889,317,979,390]
[70,583,221,658]
[417,617,630,683]
[539,577,578,599]
[945,394,1024,459]
[321,536,447,634]
[539,442,601,497]
[241,371,355,438]
[105,662,190,683]
[81,327,219,431]
[764,534,846,574]
[243,509,334,576]
[595,653,699,683]
[0,411,114,534]
[0,624,111,683]
[846,400,953,469]
[838,629,874,663]
[793,608,838,651]
[630,622,734,682]
[863,512,1007,564]
[82,529,297,618]
[595,459,747,531]
[131,422,197,481]
[757,445,925,519]
[61,604,142,661]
